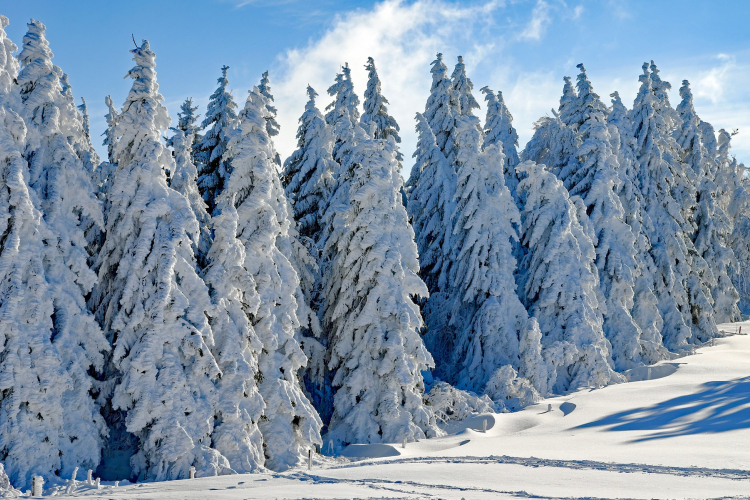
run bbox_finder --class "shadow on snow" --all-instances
[575,376,750,441]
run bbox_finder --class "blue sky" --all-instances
[5,0,750,168]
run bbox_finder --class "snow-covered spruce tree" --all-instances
[0,17,78,489]
[481,86,522,201]
[221,86,322,470]
[321,131,440,445]
[258,71,280,138]
[558,75,578,126]
[90,40,228,481]
[202,197,266,473]
[93,94,120,210]
[169,127,212,269]
[607,90,666,359]
[521,111,580,180]
[560,64,654,370]
[15,18,110,478]
[715,130,750,313]
[406,113,456,379]
[630,64,715,348]
[406,53,459,301]
[102,94,119,163]
[450,56,479,118]
[446,112,545,399]
[257,71,281,166]
[361,57,400,143]
[194,65,237,213]
[281,85,336,244]
[517,161,620,392]
[676,80,740,322]
[407,113,456,294]
[325,63,360,165]
[166,97,201,156]
[419,52,459,165]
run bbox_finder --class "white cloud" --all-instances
[572,5,584,19]
[518,0,552,41]
[694,53,737,104]
[268,0,505,170]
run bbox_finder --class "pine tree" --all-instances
[220,86,322,470]
[322,131,440,445]
[607,90,667,365]
[450,56,479,117]
[202,198,266,473]
[169,127,212,269]
[517,161,619,392]
[630,64,713,349]
[0,17,81,489]
[521,112,579,179]
[281,86,336,244]
[715,130,750,313]
[257,71,280,166]
[15,18,110,478]
[447,112,543,398]
[406,113,456,379]
[559,64,651,370]
[362,57,400,143]
[194,65,237,213]
[558,76,578,126]
[258,71,280,138]
[166,97,201,155]
[102,94,119,163]
[481,86,522,201]
[420,53,459,165]
[676,80,740,323]
[325,63,360,165]
[90,40,228,481]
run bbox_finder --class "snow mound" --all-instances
[340,444,402,460]
[623,363,679,382]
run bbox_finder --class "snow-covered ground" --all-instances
[46,321,750,499]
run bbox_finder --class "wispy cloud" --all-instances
[269,0,504,166]
[572,5,584,19]
[519,0,552,41]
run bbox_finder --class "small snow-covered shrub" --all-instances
[484,366,540,410]
[425,382,495,423]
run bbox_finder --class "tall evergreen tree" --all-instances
[607,90,667,365]
[194,65,237,213]
[450,56,479,117]
[561,64,651,369]
[0,17,89,489]
[630,64,715,348]
[676,80,740,322]
[166,97,201,156]
[258,70,280,138]
[202,197,266,473]
[281,86,336,244]
[447,111,543,397]
[15,18,110,478]
[325,64,360,167]
[407,113,456,295]
[257,71,280,166]
[481,86,522,201]
[169,127,212,268]
[517,162,619,392]
[420,53,459,165]
[90,40,228,481]
[322,131,440,445]
[361,57,400,143]
[220,86,322,470]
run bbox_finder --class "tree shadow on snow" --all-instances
[575,376,750,441]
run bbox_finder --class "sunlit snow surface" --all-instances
[46,321,750,499]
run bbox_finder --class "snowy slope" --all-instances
[41,321,750,499]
